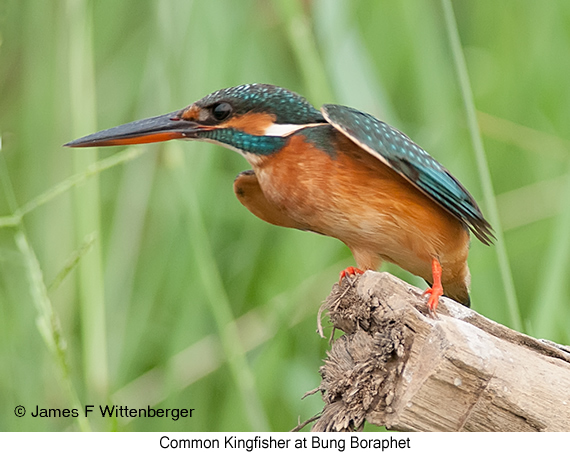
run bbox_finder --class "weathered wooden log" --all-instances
[312,271,570,432]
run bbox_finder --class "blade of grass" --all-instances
[48,231,97,292]
[66,0,108,401]
[170,141,269,431]
[477,111,570,162]
[532,163,570,338]
[112,261,339,419]
[0,146,145,228]
[14,230,91,431]
[442,0,523,331]
[273,0,333,104]
[496,175,568,231]
[0,140,90,432]
[313,0,395,120]
[151,2,269,430]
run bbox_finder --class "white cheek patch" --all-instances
[263,123,312,137]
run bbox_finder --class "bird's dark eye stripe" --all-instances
[212,102,233,121]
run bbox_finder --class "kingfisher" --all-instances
[66,83,493,313]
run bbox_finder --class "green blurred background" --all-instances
[1,0,569,432]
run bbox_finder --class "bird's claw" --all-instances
[338,266,364,284]
[422,285,443,318]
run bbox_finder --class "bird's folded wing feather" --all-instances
[322,104,494,245]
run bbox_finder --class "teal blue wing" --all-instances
[322,104,494,245]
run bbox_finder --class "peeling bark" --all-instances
[311,272,570,432]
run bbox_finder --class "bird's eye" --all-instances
[212,102,232,121]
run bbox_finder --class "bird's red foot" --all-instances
[423,258,444,316]
[339,266,364,283]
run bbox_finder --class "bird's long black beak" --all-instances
[64,111,209,148]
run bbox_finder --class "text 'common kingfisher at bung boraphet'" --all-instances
[66,84,494,314]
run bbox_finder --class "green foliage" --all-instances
[1,0,569,432]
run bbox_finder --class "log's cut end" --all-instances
[312,271,570,432]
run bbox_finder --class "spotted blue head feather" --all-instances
[196,84,325,125]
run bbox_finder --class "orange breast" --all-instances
[247,128,470,285]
